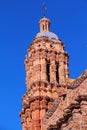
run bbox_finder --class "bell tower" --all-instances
[20,16,69,130]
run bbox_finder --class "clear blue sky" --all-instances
[0,0,87,130]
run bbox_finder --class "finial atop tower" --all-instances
[39,17,50,33]
[42,3,47,17]
[39,3,50,32]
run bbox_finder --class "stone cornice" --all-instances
[28,96,51,105]
[20,95,53,115]
[27,37,63,53]
[28,80,61,91]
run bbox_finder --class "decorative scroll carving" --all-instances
[45,97,62,120]
[68,70,87,89]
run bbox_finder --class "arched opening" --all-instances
[45,24,47,30]
[56,64,59,83]
[46,63,50,82]
[43,25,44,31]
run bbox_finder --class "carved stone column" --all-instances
[59,53,66,84]
[25,57,30,89]
[25,57,33,87]
[30,100,41,130]
[50,52,56,83]
[40,50,47,81]
[40,99,47,130]
[33,52,37,82]
[64,53,69,79]
[35,51,41,81]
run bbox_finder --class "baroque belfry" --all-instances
[20,16,87,130]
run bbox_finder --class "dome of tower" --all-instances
[36,31,58,40]
[35,17,59,42]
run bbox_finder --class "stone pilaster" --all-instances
[30,100,40,130]
[50,52,56,83]
[40,99,47,130]
[64,53,69,79]
[40,50,47,81]
[59,62,65,84]
[35,51,41,81]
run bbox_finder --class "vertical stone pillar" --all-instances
[59,53,66,84]
[41,60,46,81]
[30,66,33,85]
[64,54,69,79]
[25,57,30,89]
[30,100,41,130]
[50,61,56,83]
[50,52,56,83]
[26,58,33,86]
[35,52,41,81]
[32,52,36,82]
[41,50,47,81]
[40,99,47,130]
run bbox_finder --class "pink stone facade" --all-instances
[20,17,87,130]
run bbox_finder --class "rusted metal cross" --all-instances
[42,3,47,17]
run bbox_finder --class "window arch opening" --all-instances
[46,63,50,82]
[56,64,59,83]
